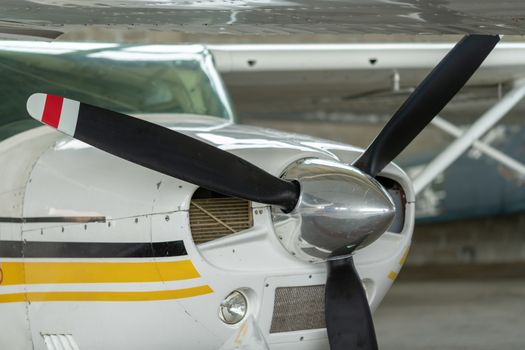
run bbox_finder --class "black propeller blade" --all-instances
[326,257,377,350]
[26,94,299,212]
[353,34,500,177]
[326,34,499,350]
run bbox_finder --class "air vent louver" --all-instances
[189,190,253,244]
[270,285,326,333]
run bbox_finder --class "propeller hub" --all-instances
[272,158,395,263]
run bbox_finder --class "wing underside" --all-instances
[1,0,525,38]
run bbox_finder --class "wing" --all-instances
[1,0,525,37]
[209,42,525,120]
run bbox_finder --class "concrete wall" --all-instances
[409,213,525,266]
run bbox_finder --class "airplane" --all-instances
[0,34,500,350]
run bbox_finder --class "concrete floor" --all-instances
[374,278,525,350]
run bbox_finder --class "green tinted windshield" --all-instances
[0,42,234,141]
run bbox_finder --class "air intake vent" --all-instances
[270,285,326,333]
[42,334,80,350]
[189,189,253,244]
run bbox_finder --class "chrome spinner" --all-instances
[272,158,396,263]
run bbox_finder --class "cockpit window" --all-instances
[0,42,235,141]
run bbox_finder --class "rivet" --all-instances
[165,215,170,222]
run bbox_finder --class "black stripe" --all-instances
[0,240,186,258]
[0,26,63,39]
[0,216,106,223]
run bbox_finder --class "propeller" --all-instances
[353,34,500,177]
[26,34,499,350]
[26,93,300,212]
[326,34,499,350]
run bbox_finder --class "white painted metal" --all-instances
[42,334,80,350]
[209,43,525,73]
[0,127,60,217]
[218,316,270,350]
[431,116,525,177]
[413,82,525,195]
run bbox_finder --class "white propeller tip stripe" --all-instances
[26,93,47,121]
[59,98,80,136]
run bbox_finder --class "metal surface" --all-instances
[273,158,395,262]
[413,81,525,194]
[211,43,525,73]
[2,0,525,36]
[42,334,80,350]
[270,285,325,333]
[219,316,270,350]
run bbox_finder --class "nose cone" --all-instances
[273,158,395,262]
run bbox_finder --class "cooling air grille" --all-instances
[42,334,80,350]
[189,196,253,244]
[270,285,326,333]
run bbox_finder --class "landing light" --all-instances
[219,291,247,325]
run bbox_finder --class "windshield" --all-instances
[0,42,235,141]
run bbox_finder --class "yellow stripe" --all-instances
[387,271,398,281]
[0,285,213,303]
[399,247,410,266]
[0,260,199,285]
